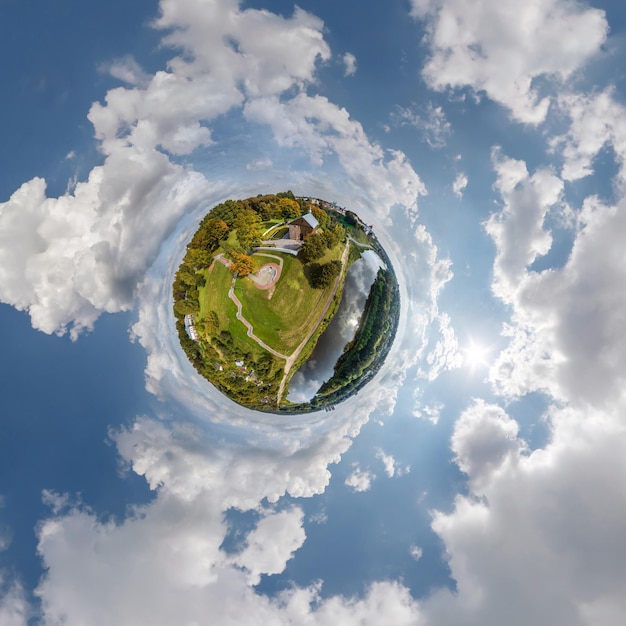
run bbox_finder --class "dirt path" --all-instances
[228,279,289,360]
[276,239,351,404]
[214,243,350,405]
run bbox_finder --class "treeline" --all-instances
[316,267,399,397]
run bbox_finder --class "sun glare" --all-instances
[462,339,491,371]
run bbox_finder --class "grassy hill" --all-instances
[173,192,355,410]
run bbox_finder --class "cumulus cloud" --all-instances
[451,399,525,492]
[99,55,151,87]
[345,466,375,492]
[483,152,626,409]
[0,0,331,338]
[343,52,357,76]
[375,448,410,478]
[552,88,626,183]
[232,508,306,585]
[376,449,397,477]
[0,159,208,338]
[423,397,626,626]
[411,0,608,123]
[484,150,562,304]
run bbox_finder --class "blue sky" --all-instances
[2,1,626,624]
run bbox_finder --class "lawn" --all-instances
[233,248,342,355]
[199,260,266,361]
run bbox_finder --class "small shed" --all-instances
[288,210,319,241]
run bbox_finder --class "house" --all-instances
[288,210,319,241]
[184,314,199,342]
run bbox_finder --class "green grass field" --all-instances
[199,260,266,361]
[233,250,340,355]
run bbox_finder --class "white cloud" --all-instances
[412,400,443,425]
[484,150,562,304]
[345,466,375,492]
[411,0,608,123]
[484,152,626,410]
[419,312,462,381]
[245,93,427,219]
[0,573,29,626]
[418,398,626,626]
[375,449,410,479]
[0,0,332,339]
[451,399,525,492]
[552,88,626,183]
[376,449,397,477]
[100,55,151,87]
[391,102,451,148]
[343,52,357,76]
[232,508,306,585]
[452,172,467,198]
[0,158,208,339]
[246,158,273,171]
[410,545,423,561]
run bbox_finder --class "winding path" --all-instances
[228,280,289,360]
[212,242,351,405]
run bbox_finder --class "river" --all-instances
[287,250,384,403]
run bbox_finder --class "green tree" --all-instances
[297,232,327,263]
[185,248,212,270]
[174,298,200,316]
[234,210,263,250]
[310,260,341,288]
[176,267,197,288]
[310,206,330,229]
[205,310,220,335]
[278,197,300,220]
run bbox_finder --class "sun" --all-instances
[462,339,491,371]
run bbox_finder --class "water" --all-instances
[287,250,383,403]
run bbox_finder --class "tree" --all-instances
[185,247,212,270]
[174,298,200,316]
[278,197,300,220]
[310,206,330,229]
[297,232,327,263]
[230,251,255,276]
[210,200,244,227]
[176,267,197,288]
[205,310,220,335]
[189,218,229,251]
[234,210,263,250]
[320,228,338,249]
[310,260,342,288]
